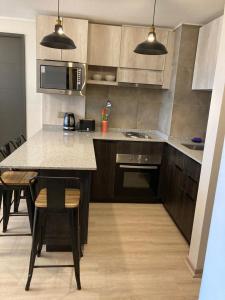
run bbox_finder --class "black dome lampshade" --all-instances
[134,0,168,55]
[40,0,76,50]
[134,26,168,55]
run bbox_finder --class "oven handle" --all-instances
[119,165,158,170]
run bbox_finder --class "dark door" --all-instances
[0,34,26,146]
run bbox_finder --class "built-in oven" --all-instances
[115,154,161,202]
[37,60,86,96]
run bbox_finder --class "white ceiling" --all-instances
[0,0,224,28]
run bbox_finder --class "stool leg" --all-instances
[25,208,40,291]
[69,209,81,290]
[3,191,12,233]
[78,206,83,258]
[13,189,21,213]
[37,211,47,257]
[0,190,2,209]
[25,189,34,233]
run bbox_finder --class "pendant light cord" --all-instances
[58,0,60,20]
[152,0,157,26]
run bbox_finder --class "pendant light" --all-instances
[134,0,167,55]
[40,0,76,50]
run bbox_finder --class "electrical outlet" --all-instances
[58,112,65,118]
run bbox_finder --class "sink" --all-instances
[182,143,204,151]
[123,132,151,139]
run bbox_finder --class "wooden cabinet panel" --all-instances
[120,25,169,70]
[160,144,201,243]
[88,24,121,67]
[36,16,88,62]
[36,15,61,60]
[117,68,163,85]
[91,140,117,201]
[192,16,223,90]
[61,18,88,63]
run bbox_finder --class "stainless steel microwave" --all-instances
[37,60,86,96]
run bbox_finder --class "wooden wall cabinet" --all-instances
[36,15,62,60]
[159,144,201,243]
[117,68,164,85]
[192,16,223,90]
[120,25,168,70]
[61,18,88,63]
[36,15,88,63]
[88,24,122,67]
[118,25,174,87]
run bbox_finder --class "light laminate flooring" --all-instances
[0,202,201,300]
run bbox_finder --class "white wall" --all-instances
[0,17,42,138]
[199,135,225,300]
[188,11,225,273]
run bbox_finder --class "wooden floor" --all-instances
[0,202,201,300]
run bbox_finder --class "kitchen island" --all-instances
[0,127,97,250]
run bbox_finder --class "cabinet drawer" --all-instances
[117,68,164,86]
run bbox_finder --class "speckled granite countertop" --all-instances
[0,127,203,170]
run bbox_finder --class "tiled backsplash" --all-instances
[42,94,85,126]
[86,85,171,130]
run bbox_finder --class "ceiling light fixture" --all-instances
[134,0,168,55]
[40,0,76,50]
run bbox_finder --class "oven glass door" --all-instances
[40,65,69,90]
[115,164,159,201]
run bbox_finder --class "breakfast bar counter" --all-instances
[0,127,97,249]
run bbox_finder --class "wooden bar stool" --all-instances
[25,176,81,291]
[0,170,38,236]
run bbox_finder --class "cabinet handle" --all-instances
[185,192,196,202]
[119,165,158,170]
[175,164,183,171]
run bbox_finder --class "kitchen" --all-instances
[0,0,225,299]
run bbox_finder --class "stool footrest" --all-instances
[0,233,31,237]
[9,213,28,216]
[34,264,74,268]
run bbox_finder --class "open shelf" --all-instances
[87,65,118,86]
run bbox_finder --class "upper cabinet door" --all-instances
[192,16,223,90]
[36,15,62,60]
[88,24,122,67]
[120,25,169,70]
[61,18,88,63]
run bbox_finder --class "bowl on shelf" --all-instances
[105,74,116,82]
[92,73,103,81]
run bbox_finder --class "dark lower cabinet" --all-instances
[91,140,163,202]
[159,144,201,243]
[92,139,201,243]
[91,140,117,201]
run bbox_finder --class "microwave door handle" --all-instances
[119,165,158,170]
[81,65,86,91]
[67,67,73,90]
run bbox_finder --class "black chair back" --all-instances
[10,134,26,150]
[30,176,80,210]
[0,143,12,159]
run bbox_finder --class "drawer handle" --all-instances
[119,165,158,170]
